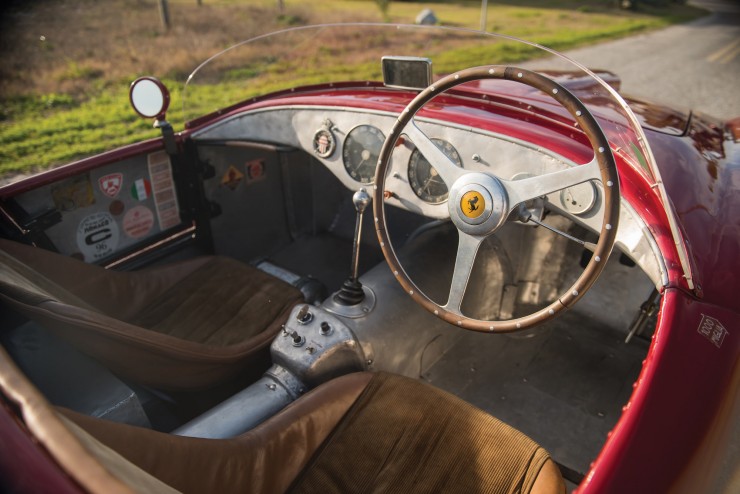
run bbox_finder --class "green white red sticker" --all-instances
[131,178,152,201]
[76,212,119,262]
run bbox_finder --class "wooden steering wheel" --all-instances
[373,66,620,333]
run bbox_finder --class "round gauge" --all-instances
[408,139,462,204]
[559,181,597,215]
[342,125,385,184]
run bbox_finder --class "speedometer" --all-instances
[342,125,385,184]
[408,139,462,204]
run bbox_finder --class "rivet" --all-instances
[572,290,579,296]
[548,309,555,315]
[374,217,378,222]
[517,72,523,78]
[516,323,521,329]
[430,86,435,92]
[409,290,414,295]
[434,310,439,315]
[455,74,460,80]
[599,146,605,153]
[457,321,462,326]
[576,110,582,116]
[489,326,494,331]
[373,185,378,190]
[607,180,613,187]
[488,68,495,75]
[552,88,558,94]
[394,270,399,275]
[595,256,601,262]
[380,241,385,247]
[606,224,612,230]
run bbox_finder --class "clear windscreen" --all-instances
[183,23,657,182]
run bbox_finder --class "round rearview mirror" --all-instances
[129,77,170,120]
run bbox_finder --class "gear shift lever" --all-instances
[334,188,371,305]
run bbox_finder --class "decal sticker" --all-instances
[246,159,266,184]
[221,165,244,190]
[99,173,123,198]
[131,178,152,201]
[52,174,95,212]
[148,151,181,230]
[698,314,728,349]
[123,205,155,239]
[76,212,119,262]
[109,200,125,216]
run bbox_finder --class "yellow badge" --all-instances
[460,191,485,219]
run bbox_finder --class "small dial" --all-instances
[313,128,336,158]
[342,125,385,184]
[408,139,462,204]
[560,181,597,215]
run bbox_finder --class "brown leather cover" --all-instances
[290,372,565,494]
[0,239,303,390]
[61,372,374,494]
[48,371,563,494]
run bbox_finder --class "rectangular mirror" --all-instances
[381,56,432,90]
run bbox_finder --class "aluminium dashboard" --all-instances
[191,105,666,287]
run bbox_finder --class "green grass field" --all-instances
[0,0,705,179]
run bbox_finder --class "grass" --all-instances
[0,0,706,179]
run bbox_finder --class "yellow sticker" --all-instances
[221,165,244,190]
[460,191,485,218]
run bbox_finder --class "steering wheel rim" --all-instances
[373,66,620,333]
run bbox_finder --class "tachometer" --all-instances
[342,125,385,184]
[408,139,462,204]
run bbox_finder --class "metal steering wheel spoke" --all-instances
[443,231,484,314]
[404,120,465,186]
[502,157,601,211]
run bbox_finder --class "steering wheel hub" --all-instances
[448,173,508,235]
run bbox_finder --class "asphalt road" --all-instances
[525,0,740,120]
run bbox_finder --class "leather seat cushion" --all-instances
[60,372,564,494]
[289,372,560,493]
[0,239,303,390]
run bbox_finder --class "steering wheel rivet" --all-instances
[434,310,439,315]
[607,180,613,187]
[548,309,555,315]
[409,290,414,295]
[599,147,605,153]
[394,270,399,276]
[457,321,462,326]
[552,88,558,94]
[517,72,523,78]
[516,323,521,329]
[576,110,582,116]
[595,256,601,263]
[455,74,459,80]
[488,68,494,74]
[606,224,612,230]
[572,290,579,296]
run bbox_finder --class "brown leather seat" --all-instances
[0,239,303,390]
[52,371,565,494]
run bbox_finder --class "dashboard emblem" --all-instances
[460,190,485,219]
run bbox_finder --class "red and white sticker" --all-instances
[698,314,728,349]
[246,159,266,184]
[131,178,152,201]
[148,151,180,230]
[99,173,123,198]
[123,205,155,239]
